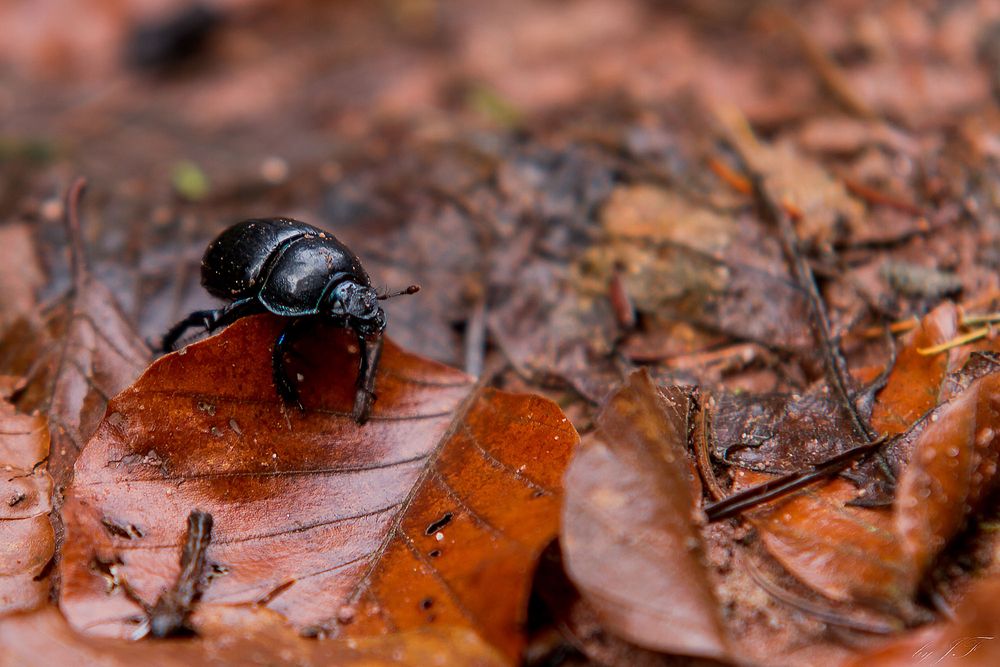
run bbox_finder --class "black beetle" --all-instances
[160,218,418,423]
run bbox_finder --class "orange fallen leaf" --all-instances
[0,605,508,667]
[741,471,909,607]
[893,373,1000,591]
[59,315,577,660]
[718,305,969,610]
[871,302,959,436]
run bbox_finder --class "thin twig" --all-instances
[464,294,487,378]
[748,172,878,446]
[767,8,877,120]
[695,399,727,502]
[704,438,885,522]
[742,551,900,634]
[124,510,215,639]
[64,177,90,286]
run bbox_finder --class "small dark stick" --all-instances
[609,264,637,333]
[135,510,214,638]
[703,438,886,522]
[64,177,90,287]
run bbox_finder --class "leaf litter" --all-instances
[3,1,1000,665]
[0,378,53,615]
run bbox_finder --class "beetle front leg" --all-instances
[353,333,383,424]
[272,319,311,411]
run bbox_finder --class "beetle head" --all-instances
[325,280,385,335]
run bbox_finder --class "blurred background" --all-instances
[1,0,998,371]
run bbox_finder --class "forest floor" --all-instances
[2,1,1000,665]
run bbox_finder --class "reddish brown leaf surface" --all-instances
[0,185,150,499]
[709,391,860,472]
[60,315,577,659]
[0,224,44,334]
[561,370,730,661]
[870,303,959,436]
[708,305,977,611]
[0,605,507,667]
[0,381,53,615]
[893,373,1000,590]
[850,577,1000,667]
[722,364,1000,618]
[714,105,866,246]
[739,471,909,607]
[703,385,911,608]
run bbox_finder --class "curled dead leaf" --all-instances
[870,302,959,436]
[893,373,1000,591]
[0,182,150,534]
[703,305,983,612]
[560,370,730,661]
[740,471,909,608]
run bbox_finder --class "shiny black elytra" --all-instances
[160,218,418,423]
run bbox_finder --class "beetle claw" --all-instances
[352,388,376,424]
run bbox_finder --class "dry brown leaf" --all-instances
[704,386,911,607]
[704,305,984,611]
[733,366,1000,612]
[740,471,909,607]
[0,183,150,500]
[715,108,865,245]
[893,373,1000,590]
[0,224,45,334]
[561,370,730,661]
[850,576,1000,667]
[0,605,508,667]
[0,380,53,615]
[870,303,959,436]
[601,185,736,254]
[709,391,860,472]
[575,239,812,352]
[59,315,577,660]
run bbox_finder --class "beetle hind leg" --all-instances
[159,299,262,352]
[160,309,219,352]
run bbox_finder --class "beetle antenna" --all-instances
[378,285,420,300]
